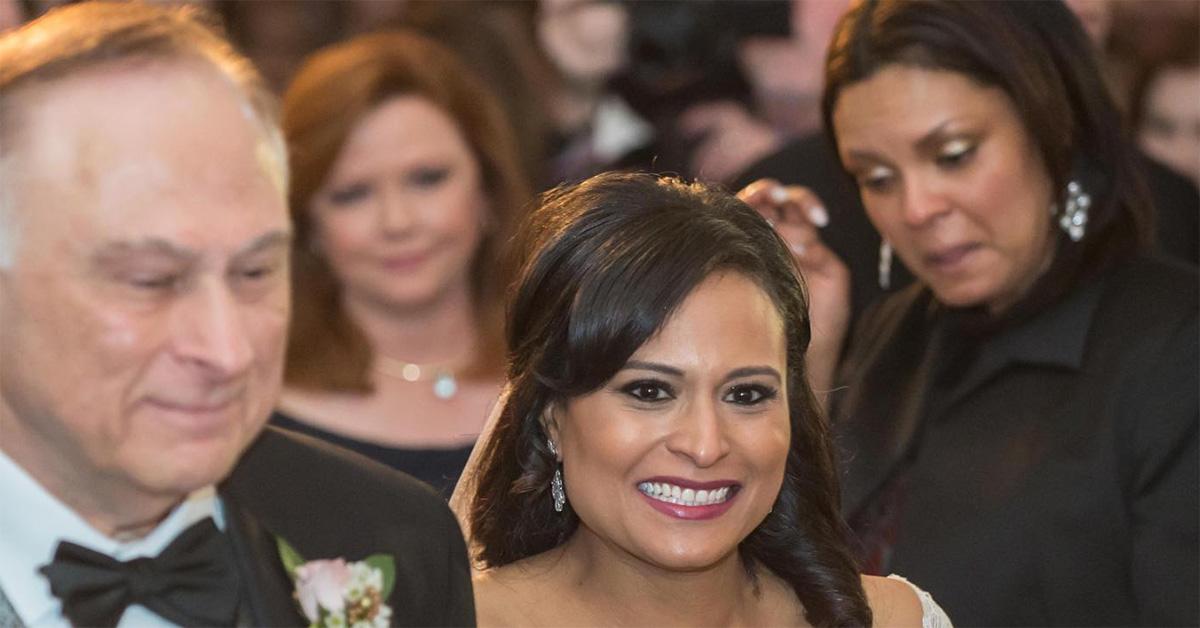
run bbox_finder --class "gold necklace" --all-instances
[373,355,458,400]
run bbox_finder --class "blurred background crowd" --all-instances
[3,0,1196,195]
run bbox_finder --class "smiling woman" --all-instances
[548,270,791,574]
[271,30,530,498]
[452,172,942,626]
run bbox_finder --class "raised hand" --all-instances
[738,178,851,402]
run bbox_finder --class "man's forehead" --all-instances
[12,62,271,183]
[5,60,290,261]
[16,59,244,137]
[17,62,268,169]
[7,58,206,131]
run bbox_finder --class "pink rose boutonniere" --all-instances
[276,537,396,628]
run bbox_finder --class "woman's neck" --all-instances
[986,230,1060,316]
[553,530,777,627]
[343,284,479,366]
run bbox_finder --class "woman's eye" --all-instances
[723,384,777,406]
[409,167,450,187]
[621,380,674,402]
[858,166,895,193]
[326,182,372,206]
[937,139,976,168]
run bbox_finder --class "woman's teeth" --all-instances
[637,482,732,506]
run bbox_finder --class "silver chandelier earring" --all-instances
[547,439,566,512]
[878,240,893,290]
[1055,180,1091,242]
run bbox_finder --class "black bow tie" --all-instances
[40,518,240,627]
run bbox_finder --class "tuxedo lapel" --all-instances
[219,492,306,627]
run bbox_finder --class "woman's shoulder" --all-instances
[1089,256,1198,354]
[472,553,564,627]
[862,574,953,628]
[471,568,526,627]
[854,282,933,335]
[1101,255,1198,320]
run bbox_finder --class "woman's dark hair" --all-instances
[822,0,1154,311]
[281,30,530,391]
[467,172,871,626]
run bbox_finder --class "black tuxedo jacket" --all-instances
[218,426,474,627]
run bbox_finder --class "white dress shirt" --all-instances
[0,448,225,628]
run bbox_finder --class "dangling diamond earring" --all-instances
[551,469,566,513]
[878,240,893,290]
[1055,180,1091,242]
[547,439,566,512]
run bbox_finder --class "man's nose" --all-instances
[664,399,731,468]
[172,278,254,377]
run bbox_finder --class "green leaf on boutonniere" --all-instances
[364,554,396,598]
[275,536,306,579]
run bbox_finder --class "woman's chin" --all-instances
[636,543,742,575]
[928,280,1000,311]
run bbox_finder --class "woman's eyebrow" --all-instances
[622,360,684,377]
[725,366,782,383]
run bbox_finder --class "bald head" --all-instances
[0,1,287,268]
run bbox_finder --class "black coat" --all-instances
[833,256,1199,626]
[219,426,474,627]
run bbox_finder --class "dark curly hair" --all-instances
[466,172,871,626]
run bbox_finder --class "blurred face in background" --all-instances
[309,95,489,316]
[0,0,23,32]
[1138,65,1200,188]
[1063,0,1113,46]
[740,0,852,135]
[538,0,628,87]
[833,65,1057,315]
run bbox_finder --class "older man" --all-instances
[0,3,473,626]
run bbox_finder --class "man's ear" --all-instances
[541,401,563,460]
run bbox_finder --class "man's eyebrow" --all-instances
[231,230,292,261]
[91,238,199,264]
[90,230,292,265]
